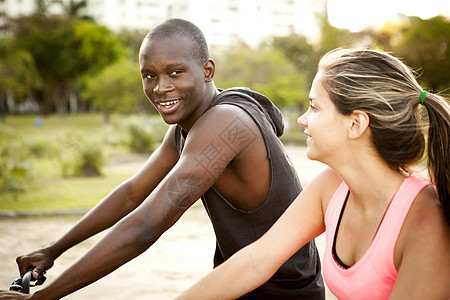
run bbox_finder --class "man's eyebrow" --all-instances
[140,63,186,73]
[166,62,187,69]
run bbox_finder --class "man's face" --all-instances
[139,36,212,130]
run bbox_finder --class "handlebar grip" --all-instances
[9,266,46,294]
[21,270,33,294]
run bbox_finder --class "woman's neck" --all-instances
[331,148,406,210]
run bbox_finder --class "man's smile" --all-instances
[157,99,181,112]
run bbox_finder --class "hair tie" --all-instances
[420,90,427,105]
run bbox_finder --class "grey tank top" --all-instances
[174,89,324,299]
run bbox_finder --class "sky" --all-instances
[327,0,450,32]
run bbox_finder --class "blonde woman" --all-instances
[177,49,450,299]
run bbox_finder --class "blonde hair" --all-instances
[319,48,450,223]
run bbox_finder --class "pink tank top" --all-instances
[323,174,429,299]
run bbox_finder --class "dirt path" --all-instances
[0,146,335,299]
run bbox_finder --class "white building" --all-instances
[1,0,327,49]
[167,0,326,48]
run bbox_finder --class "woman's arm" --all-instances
[176,168,339,300]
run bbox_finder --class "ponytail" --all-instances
[421,92,450,224]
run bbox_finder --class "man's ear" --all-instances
[204,59,215,82]
[348,110,370,139]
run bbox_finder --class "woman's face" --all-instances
[297,71,348,164]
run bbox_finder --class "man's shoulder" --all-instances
[213,87,284,137]
[214,87,265,103]
[185,104,263,153]
[197,104,258,131]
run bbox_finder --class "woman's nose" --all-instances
[297,111,308,127]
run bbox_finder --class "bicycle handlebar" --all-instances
[21,270,33,294]
[9,267,46,294]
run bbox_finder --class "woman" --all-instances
[176,49,450,299]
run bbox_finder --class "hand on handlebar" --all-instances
[2,266,46,299]
[16,248,54,280]
[10,267,47,294]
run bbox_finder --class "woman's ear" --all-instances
[204,59,215,82]
[348,110,370,139]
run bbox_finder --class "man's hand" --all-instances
[16,248,54,280]
[0,290,33,299]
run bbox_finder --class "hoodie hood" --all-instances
[212,88,285,137]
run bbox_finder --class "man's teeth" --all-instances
[160,100,179,107]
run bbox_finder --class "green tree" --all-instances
[118,29,149,58]
[5,14,125,114]
[392,16,450,91]
[0,38,42,121]
[81,58,144,123]
[214,43,308,108]
[272,34,320,101]
[34,0,50,14]
[317,16,354,56]
[54,0,90,19]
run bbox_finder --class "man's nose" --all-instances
[153,77,173,94]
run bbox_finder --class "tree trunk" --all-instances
[69,89,78,113]
[104,111,111,124]
[0,93,5,123]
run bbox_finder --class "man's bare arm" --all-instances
[16,126,180,279]
[27,106,260,299]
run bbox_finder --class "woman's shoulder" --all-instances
[406,183,448,231]
[404,184,447,237]
[308,167,344,213]
[392,184,450,297]
[396,183,450,267]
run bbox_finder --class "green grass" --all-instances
[0,172,127,211]
[0,113,166,213]
[2,113,168,142]
[4,113,111,134]
[0,112,303,213]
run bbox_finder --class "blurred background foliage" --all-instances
[0,2,449,209]
[1,8,449,120]
[0,114,168,209]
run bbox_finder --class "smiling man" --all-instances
[1,19,324,299]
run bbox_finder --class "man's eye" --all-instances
[145,74,155,79]
[170,70,182,76]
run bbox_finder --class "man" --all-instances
[0,19,324,299]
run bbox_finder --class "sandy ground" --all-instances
[0,145,337,299]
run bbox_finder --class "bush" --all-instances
[76,140,105,176]
[126,119,155,153]
[0,125,34,193]
[55,132,106,177]
[25,136,56,158]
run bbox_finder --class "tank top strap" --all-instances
[324,180,349,230]
[376,174,429,244]
[371,174,430,273]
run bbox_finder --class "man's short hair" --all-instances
[145,18,209,63]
